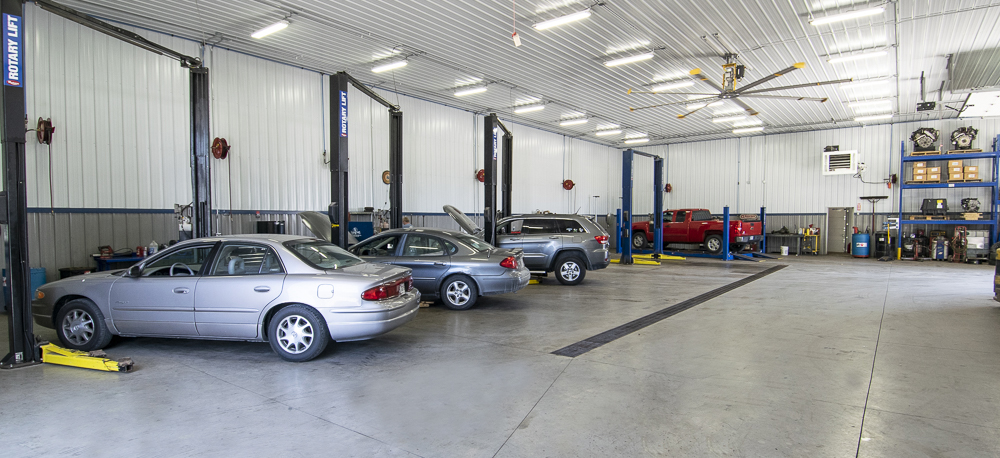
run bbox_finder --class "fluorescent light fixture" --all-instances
[849,99,893,108]
[733,119,763,127]
[733,127,764,134]
[651,80,694,92]
[605,52,654,67]
[251,20,289,39]
[595,129,622,136]
[559,118,588,126]
[372,60,407,73]
[624,138,649,144]
[828,50,888,64]
[513,104,545,114]
[712,115,745,123]
[841,79,890,90]
[533,9,591,30]
[810,5,885,26]
[855,114,893,122]
[454,86,487,97]
[852,103,893,114]
[708,101,724,107]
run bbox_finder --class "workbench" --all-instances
[92,255,144,271]
[765,234,804,255]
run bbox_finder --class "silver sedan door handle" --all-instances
[173,287,190,294]
[549,236,560,239]
[254,286,271,292]
[434,262,447,266]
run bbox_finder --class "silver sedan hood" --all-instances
[298,211,359,245]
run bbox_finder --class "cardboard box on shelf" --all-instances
[912,174,927,182]
[948,160,963,167]
[913,167,927,175]
[965,166,979,173]
[949,167,963,173]
[949,172,965,181]
[914,161,927,168]
[927,173,941,182]
[966,172,979,180]
[928,167,942,173]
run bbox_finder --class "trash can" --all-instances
[3,267,47,311]
[852,233,871,258]
[780,246,789,256]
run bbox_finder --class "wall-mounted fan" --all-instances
[627,53,852,119]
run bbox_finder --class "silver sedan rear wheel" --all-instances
[267,305,329,362]
[440,275,478,310]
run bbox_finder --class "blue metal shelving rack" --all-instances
[896,134,1000,256]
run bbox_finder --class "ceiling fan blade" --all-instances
[738,94,829,102]
[732,98,760,116]
[735,63,805,94]
[739,78,854,95]
[626,89,722,96]
[690,68,726,93]
[677,103,711,119]
[629,96,720,112]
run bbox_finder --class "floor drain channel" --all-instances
[551,265,787,358]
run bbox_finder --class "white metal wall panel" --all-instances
[24,5,193,209]
[511,126,566,213]
[208,48,328,213]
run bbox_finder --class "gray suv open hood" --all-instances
[298,211,359,245]
[443,205,483,238]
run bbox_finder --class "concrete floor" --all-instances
[1,255,999,457]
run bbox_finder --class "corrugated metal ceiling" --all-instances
[54,0,1000,145]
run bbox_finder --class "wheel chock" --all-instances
[40,343,134,372]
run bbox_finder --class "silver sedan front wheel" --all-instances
[55,298,112,351]
[62,309,95,346]
[440,275,478,310]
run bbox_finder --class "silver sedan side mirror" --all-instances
[126,265,142,278]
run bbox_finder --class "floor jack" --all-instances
[39,341,133,372]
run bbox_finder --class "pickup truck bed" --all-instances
[631,208,763,254]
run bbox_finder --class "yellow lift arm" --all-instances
[40,343,134,372]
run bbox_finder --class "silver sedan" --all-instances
[31,235,420,362]
[349,228,530,310]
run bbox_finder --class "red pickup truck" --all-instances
[631,209,763,254]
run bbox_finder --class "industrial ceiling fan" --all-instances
[627,53,854,119]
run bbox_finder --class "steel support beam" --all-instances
[483,114,499,244]
[501,131,513,219]
[190,67,211,238]
[652,156,664,256]
[1,0,40,368]
[389,110,403,229]
[330,72,350,248]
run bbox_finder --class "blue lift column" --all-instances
[620,149,634,265]
[759,206,766,253]
[722,207,734,261]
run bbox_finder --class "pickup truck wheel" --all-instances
[631,232,648,250]
[555,254,586,285]
[705,234,724,255]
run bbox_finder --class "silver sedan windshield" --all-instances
[285,240,364,269]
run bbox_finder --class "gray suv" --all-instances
[443,206,610,285]
[495,214,610,285]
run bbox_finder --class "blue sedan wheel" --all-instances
[440,275,478,310]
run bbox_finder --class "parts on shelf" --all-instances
[951,126,978,150]
[961,198,981,213]
[910,127,939,152]
[920,198,948,216]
